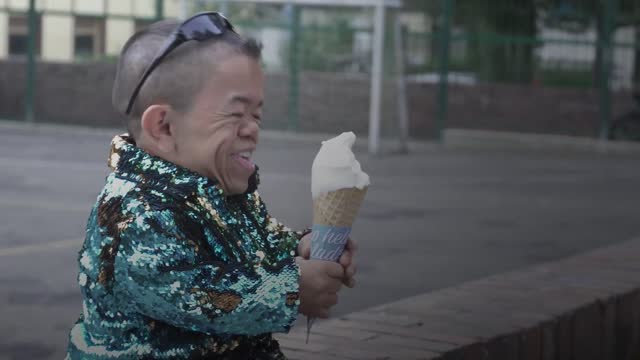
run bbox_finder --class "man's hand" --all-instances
[295,257,343,318]
[298,233,358,288]
[338,237,358,288]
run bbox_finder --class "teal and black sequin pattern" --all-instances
[66,135,302,359]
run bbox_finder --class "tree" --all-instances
[458,0,537,83]
[405,0,640,87]
[540,0,640,89]
[404,0,538,83]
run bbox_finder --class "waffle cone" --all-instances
[313,187,368,227]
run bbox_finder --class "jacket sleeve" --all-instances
[250,191,307,257]
[113,205,300,336]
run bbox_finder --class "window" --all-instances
[8,15,41,57]
[75,35,95,57]
[74,17,105,59]
[9,34,28,55]
[135,19,154,33]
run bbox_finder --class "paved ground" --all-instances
[1,122,640,359]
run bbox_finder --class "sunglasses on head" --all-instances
[126,12,236,115]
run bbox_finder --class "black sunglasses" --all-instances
[126,12,236,115]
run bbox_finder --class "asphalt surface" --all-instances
[1,123,639,359]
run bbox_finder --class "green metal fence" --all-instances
[418,0,640,140]
[9,0,640,142]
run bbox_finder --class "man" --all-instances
[66,13,357,359]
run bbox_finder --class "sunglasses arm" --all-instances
[125,33,183,115]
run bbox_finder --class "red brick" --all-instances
[284,348,351,360]
[602,299,616,360]
[554,313,573,360]
[325,318,476,346]
[397,312,515,342]
[282,331,437,360]
[441,343,487,360]
[276,335,329,353]
[343,311,423,327]
[572,303,603,360]
[365,334,455,354]
[615,291,635,359]
[614,290,640,360]
[438,296,549,329]
[308,323,377,341]
[486,334,520,359]
[520,326,543,360]
[540,320,556,360]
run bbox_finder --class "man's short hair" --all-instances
[112,19,262,138]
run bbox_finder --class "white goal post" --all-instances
[218,0,405,154]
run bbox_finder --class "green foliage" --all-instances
[538,68,594,88]
[405,58,470,75]
[298,20,357,72]
[192,1,289,26]
[406,0,639,86]
[539,0,640,29]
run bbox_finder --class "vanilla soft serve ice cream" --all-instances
[311,132,370,199]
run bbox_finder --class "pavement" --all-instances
[1,122,640,359]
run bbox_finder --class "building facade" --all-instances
[0,0,182,62]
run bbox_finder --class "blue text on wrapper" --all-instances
[310,224,351,262]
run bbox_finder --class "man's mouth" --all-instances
[232,151,255,171]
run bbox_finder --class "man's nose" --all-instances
[238,118,259,141]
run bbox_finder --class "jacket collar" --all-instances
[108,134,223,198]
[107,134,261,200]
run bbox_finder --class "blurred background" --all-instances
[1,1,640,359]
[1,0,639,143]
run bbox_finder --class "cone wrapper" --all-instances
[310,187,368,261]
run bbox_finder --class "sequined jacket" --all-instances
[66,135,302,359]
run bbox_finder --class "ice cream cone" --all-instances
[307,132,370,343]
[313,187,368,228]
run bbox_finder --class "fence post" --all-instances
[394,16,409,153]
[155,0,164,21]
[368,0,386,154]
[599,0,618,140]
[288,4,301,131]
[435,0,452,143]
[25,0,36,123]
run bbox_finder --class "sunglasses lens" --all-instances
[181,13,229,40]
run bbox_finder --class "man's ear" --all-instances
[140,104,174,154]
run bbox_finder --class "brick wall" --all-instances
[0,60,121,128]
[277,238,640,359]
[443,83,636,139]
[0,60,635,139]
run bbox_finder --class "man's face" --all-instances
[170,54,264,195]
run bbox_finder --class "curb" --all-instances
[5,119,639,156]
[444,128,640,156]
[0,119,120,137]
[0,119,441,154]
